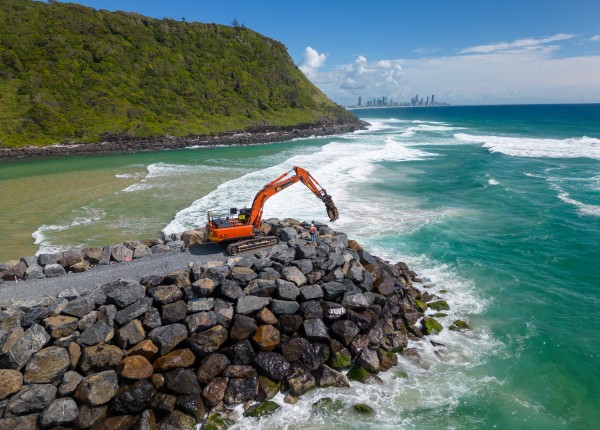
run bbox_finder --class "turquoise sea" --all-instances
[1,104,599,429]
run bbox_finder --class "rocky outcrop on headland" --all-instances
[0,121,369,160]
[0,220,467,429]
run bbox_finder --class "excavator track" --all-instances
[226,236,280,255]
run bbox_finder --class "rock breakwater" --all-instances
[0,121,369,160]
[0,220,468,429]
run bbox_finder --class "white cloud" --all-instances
[305,36,600,105]
[298,47,327,78]
[336,55,403,91]
[591,35,600,42]
[461,33,574,54]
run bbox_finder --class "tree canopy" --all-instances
[0,0,355,147]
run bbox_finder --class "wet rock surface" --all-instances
[0,220,460,428]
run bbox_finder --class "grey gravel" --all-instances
[0,245,228,307]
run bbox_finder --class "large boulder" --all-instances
[303,318,330,342]
[62,297,96,318]
[118,355,153,379]
[317,364,350,387]
[0,323,50,370]
[276,280,300,300]
[252,325,280,352]
[281,266,307,287]
[182,229,206,248]
[148,324,188,355]
[106,280,146,308]
[224,377,259,405]
[23,346,70,383]
[43,263,66,278]
[153,348,196,372]
[114,297,154,325]
[158,410,196,430]
[187,325,228,357]
[186,311,217,333]
[286,362,316,396]
[253,352,290,382]
[40,398,79,428]
[115,319,145,349]
[112,380,157,415]
[79,344,123,373]
[0,369,23,400]
[201,377,228,407]
[6,383,57,415]
[43,315,78,338]
[111,245,133,262]
[58,251,82,268]
[230,267,257,285]
[267,245,296,265]
[236,296,270,315]
[197,353,230,384]
[77,320,112,347]
[229,314,257,342]
[149,285,183,305]
[75,370,119,406]
[330,320,360,347]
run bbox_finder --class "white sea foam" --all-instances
[556,190,600,217]
[488,178,500,185]
[163,137,437,235]
[32,209,106,255]
[119,162,229,193]
[548,179,600,217]
[454,133,600,159]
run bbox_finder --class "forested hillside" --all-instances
[0,0,356,147]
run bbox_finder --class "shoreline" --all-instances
[0,121,369,161]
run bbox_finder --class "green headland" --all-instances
[0,0,358,149]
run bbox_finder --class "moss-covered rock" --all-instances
[312,397,343,414]
[449,320,471,331]
[427,300,449,311]
[378,349,398,371]
[414,299,428,312]
[346,366,370,383]
[244,401,280,418]
[329,349,352,370]
[422,317,443,335]
[432,313,447,318]
[203,411,235,430]
[353,403,374,414]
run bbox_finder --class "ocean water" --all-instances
[1,104,599,429]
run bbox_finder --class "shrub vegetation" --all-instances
[0,0,355,147]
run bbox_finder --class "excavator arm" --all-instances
[248,166,339,229]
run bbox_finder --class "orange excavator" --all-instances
[206,166,339,254]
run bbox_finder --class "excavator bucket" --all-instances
[322,195,339,222]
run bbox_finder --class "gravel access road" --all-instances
[0,244,229,306]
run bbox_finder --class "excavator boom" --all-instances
[205,166,339,254]
[249,166,339,229]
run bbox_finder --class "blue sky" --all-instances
[61,0,600,105]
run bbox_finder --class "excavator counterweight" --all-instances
[205,166,339,254]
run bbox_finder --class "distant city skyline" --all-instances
[350,94,449,108]
[67,0,600,105]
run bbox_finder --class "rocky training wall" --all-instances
[0,220,469,429]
